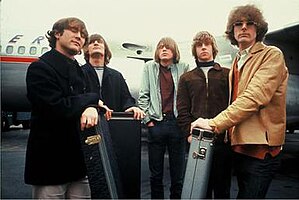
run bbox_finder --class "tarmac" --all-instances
[1,126,299,199]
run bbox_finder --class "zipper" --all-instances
[205,71,209,116]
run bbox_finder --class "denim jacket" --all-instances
[138,60,189,124]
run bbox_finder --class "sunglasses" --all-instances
[233,21,257,28]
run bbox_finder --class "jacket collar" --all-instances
[196,61,223,71]
[233,42,266,69]
[153,61,176,70]
[249,42,266,55]
[212,62,222,70]
[102,65,113,78]
[39,49,79,78]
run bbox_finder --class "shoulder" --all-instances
[179,67,197,80]
[143,61,159,73]
[265,45,284,57]
[105,66,124,78]
[144,60,157,68]
[28,55,51,71]
[218,64,230,73]
[176,61,190,69]
[253,42,283,56]
[105,66,121,74]
[27,59,56,80]
[81,63,92,71]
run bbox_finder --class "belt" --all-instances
[162,113,176,121]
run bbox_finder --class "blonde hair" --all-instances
[154,37,180,64]
[192,31,218,59]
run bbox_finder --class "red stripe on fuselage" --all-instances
[0,56,38,63]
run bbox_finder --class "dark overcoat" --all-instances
[25,49,100,185]
[82,63,135,112]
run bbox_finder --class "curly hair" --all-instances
[46,17,88,49]
[225,4,268,46]
[191,31,218,59]
[154,37,180,64]
[83,34,112,65]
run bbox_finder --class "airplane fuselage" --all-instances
[1,30,299,132]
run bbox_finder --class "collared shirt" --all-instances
[237,46,251,70]
[159,65,174,115]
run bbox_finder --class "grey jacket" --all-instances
[138,60,189,124]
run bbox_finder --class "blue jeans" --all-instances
[148,119,186,199]
[233,152,282,199]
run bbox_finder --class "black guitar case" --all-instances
[80,114,123,199]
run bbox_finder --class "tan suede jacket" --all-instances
[209,42,289,146]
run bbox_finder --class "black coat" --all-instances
[82,63,135,112]
[25,49,100,185]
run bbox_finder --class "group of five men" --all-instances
[24,4,288,199]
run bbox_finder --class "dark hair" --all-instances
[225,4,268,46]
[83,34,112,65]
[154,37,180,64]
[192,31,218,59]
[46,17,88,49]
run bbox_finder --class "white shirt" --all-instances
[94,66,104,86]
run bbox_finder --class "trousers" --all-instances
[32,177,91,199]
[233,152,281,198]
[148,119,186,199]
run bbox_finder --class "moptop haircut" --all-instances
[83,34,112,65]
[154,37,180,64]
[192,31,218,59]
[46,17,88,49]
[225,4,268,46]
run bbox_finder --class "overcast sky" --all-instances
[1,0,299,44]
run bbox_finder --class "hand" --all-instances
[80,107,98,131]
[98,100,113,120]
[104,108,113,121]
[125,106,145,120]
[190,118,213,134]
[147,121,154,127]
[187,134,192,143]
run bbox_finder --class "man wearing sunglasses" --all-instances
[190,4,288,198]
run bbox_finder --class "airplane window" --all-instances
[41,47,49,54]
[29,46,37,55]
[18,46,26,54]
[6,45,14,54]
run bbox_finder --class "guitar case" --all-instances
[80,114,123,199]
[181,128,215,199]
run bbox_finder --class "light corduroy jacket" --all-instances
[210,42,288,146]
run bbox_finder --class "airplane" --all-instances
[264,22,299,133]
[0,32,231,130]
[1,23,299,133]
